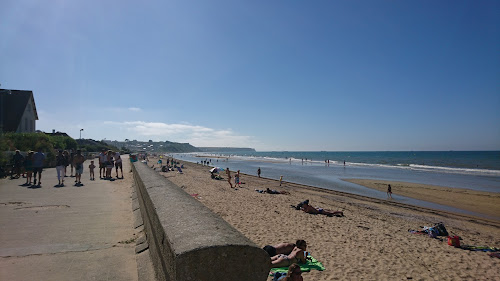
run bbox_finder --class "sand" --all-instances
[150,157,500,280]
[343,179,500,220]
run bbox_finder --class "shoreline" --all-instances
[343,179,500,221]
[153,157,500,280]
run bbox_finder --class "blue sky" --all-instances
[1,0,499,151]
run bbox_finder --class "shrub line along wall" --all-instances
[132,161,270,281]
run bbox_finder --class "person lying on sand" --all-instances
[297,200,344,217]
[271,243,309,268]
[263,240,307,257]
[266,188,290,194]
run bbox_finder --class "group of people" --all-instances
[10,148,124,187]
[11,149,46,186]
[264,240,308,280]
[224,168,242,188]
[98,149,123,180]
[55,149,85,186]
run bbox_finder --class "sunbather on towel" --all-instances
[300,200,344,217]
[271,244,308,268]
[263,240,307,257]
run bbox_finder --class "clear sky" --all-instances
[1,0,499,151]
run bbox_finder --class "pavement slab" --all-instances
[0,155,139,281]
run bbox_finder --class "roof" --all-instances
[0,89,38,132]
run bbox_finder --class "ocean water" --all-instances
[172,151,500,219]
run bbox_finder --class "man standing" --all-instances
[114,151,123,179]
[98,149,107,179]
[12,150,24,178]
[73,149,85,186]
[32,148,46,187]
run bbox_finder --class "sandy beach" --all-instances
[343,179,500,220]
[150,157,500,280]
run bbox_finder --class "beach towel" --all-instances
[269,255,325,276]
[460,245,500,252]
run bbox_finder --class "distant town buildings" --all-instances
[0,89,38,133]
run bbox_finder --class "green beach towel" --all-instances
[270,255,325,276]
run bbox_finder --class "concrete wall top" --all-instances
[132,161,270,281]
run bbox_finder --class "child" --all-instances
[234,170,241,188]
[279,175,283,186]
[89,160,96,180]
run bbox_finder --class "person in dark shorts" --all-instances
[32,149,46,186]
[98,149,107,179]
[263,240,307,257]
[114,151,123,178]
[12,150,25,178]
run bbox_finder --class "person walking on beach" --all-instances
[387,184,392,199]
[279,175,283,186]
[226,168,233,188]
[235,170,241,188]
[257,167,261,178]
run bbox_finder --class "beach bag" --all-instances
[448,236,460,247]
[273,272,286,281]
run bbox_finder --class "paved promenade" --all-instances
[0,156,139,281]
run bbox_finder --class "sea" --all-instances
[172,151,500,219]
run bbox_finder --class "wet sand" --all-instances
[343,179,500,220]
[152,158,500,280]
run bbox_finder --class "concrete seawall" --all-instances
[132,161,270,281]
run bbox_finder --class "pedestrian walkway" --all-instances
[0,155,139,281]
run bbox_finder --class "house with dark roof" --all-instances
[0,89,38,133]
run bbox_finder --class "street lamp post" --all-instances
[80,129,84,139]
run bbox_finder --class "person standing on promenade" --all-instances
[63,150,70,177]
[387,184,392,199]
[98,149,107,179]
[226,168,233,188]
[89,160,96,180]
[257,167,261,178]
[105,150,114,179]
[69,149,75,177]
[114,151,123,178]
[55,150,67,186]
[24,151,34,185]
[73,149,85,186]
[32,148,46,187]
[12,150,25,179]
